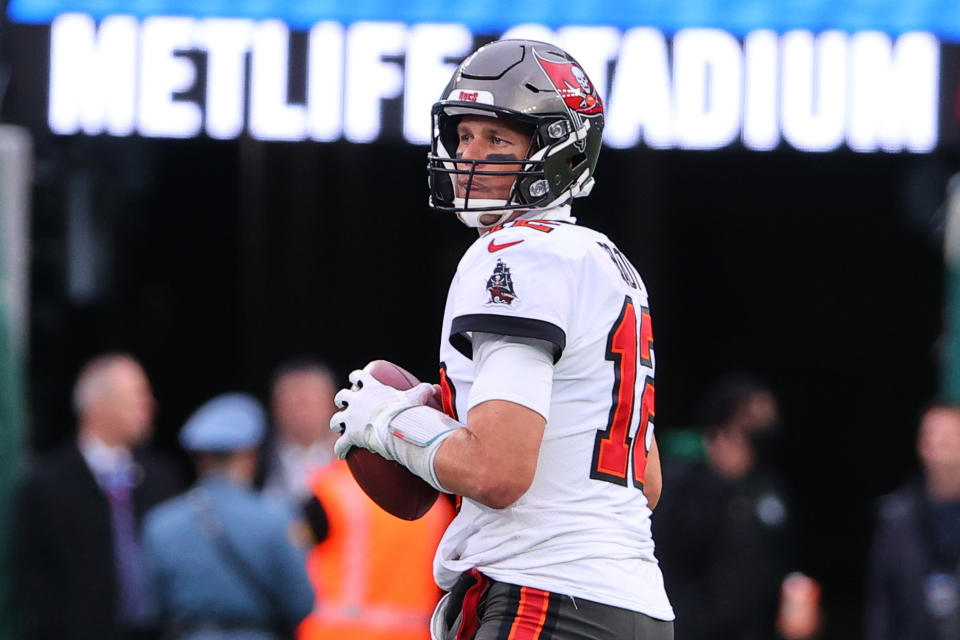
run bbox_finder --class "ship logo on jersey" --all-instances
[486,258,518,305]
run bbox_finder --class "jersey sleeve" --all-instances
[468,333,555,419]
[448,237,575,362]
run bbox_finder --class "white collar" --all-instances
[277,437,329,461]
[78,433,133,479]
[522,203,575,223]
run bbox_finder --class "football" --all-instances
[344,360,442,521]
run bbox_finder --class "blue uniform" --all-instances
[143,474,315,640]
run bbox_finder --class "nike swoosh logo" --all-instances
[488,239,525,253]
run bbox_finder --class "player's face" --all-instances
[455,115,532,203]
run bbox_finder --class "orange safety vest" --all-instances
[297,459,454,640]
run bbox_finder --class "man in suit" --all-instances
[13,353,182,640]
[260,359,339,510]
[866,401,960,640]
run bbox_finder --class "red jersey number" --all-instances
[590,296,654,490]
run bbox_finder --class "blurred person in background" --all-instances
[865,401,960,640]
[260,360,339,510]
[296,452,455,640]
[251,358,454,638]
[12,353,182,640]
[654,373,820,640]
[268,364,455,640]
[143,393,314,640]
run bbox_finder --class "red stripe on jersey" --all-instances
[438,364,459,421]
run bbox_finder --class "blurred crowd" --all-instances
[7,353,960,639]
[10,353,452,640]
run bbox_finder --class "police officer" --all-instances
[143,393,314,640]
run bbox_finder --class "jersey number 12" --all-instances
[590,296,654,490]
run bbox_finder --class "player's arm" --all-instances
[433,333,551,508]
[330,334,552,510]
[644,436,662,509]
[433,399,545,509]
[433,332,553,507]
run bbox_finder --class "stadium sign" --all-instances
[46,16,940,153]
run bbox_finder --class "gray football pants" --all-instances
[439,574,674,640]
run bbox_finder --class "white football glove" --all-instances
[330,368,436,461]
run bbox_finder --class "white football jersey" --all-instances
[434,217,674,620]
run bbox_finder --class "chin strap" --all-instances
[454,199,511,228]
[457,202,576,230]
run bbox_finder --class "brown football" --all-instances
[344,360,442,521]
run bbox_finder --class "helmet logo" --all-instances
[533,50,603,116]
[458,91,479,102]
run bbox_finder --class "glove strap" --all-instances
[386,405,461,492]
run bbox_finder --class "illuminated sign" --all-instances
[9,0,960,42]
[46,15,940,153]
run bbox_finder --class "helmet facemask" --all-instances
[428,106,539,227]
[428,105,591,227]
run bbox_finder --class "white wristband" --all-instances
[385,405,462,493]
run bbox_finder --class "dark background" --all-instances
[4,17,960,640]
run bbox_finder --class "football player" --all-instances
[331,39,675,639]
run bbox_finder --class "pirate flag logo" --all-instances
[533,50,603,116]
[486,258,518,305]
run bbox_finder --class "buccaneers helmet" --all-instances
[427,39,605,227]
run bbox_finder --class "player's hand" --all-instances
[330,367,435,461]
